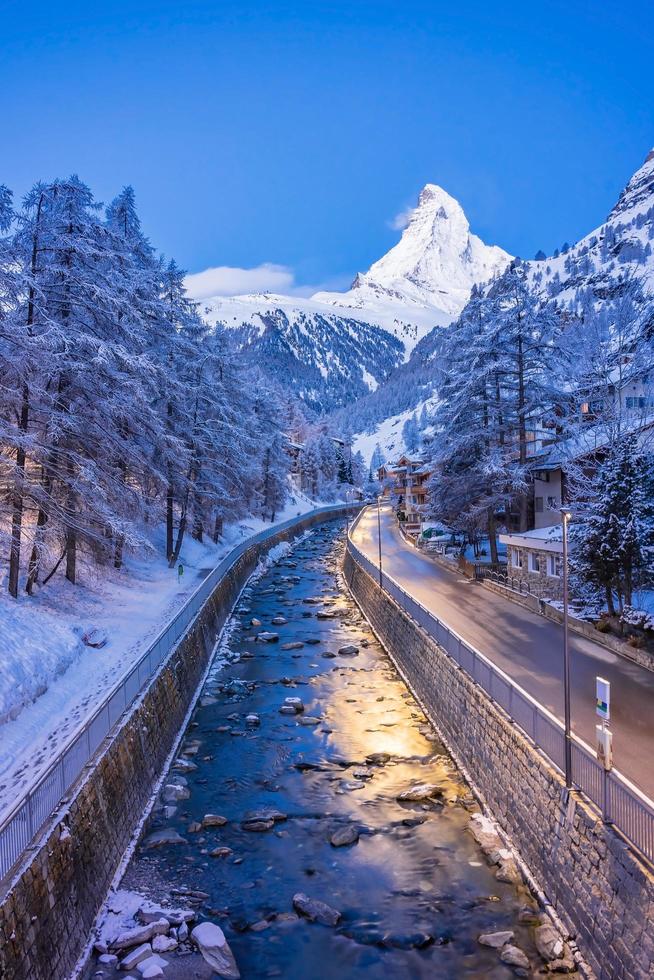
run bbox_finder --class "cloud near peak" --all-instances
[185,263,353,301]
[184,262,297,300]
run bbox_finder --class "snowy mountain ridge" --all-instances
[526,147,654,305]
[314,183,511,329]
[196,183,511,412]
[351,148,654,464]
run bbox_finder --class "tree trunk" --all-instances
[8,385,30,598]
[487,510,499,564]
[65,527,76,584]
[192,513,203,542]
[213,514,223,543]
[114,535,124,569]
[166,482,174,560]
[605,584,615,617]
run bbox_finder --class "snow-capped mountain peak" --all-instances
[314,183,511,322]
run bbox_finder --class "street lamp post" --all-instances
[377,494,383,587]
[561,508,573,788]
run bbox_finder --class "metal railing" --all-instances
[346,514,654,867]
[0,504,352,883]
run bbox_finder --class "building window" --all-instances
[512,548,522,569]
[546,495,558,510]
[529,553,541,573]
[548,554,562,578]
[535,496,544,513]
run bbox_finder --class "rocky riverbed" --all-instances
[83,521,575,979]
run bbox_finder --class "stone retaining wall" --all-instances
[344,549,654,980]
[0,509,346,980]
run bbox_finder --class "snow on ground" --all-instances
[352,393,439,465]
[0,491,329,821]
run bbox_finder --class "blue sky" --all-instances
[2,0,653,294]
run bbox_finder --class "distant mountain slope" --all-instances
[195,184,511,414]
[199,294,405,414]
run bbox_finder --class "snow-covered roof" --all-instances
[499,526,563,553]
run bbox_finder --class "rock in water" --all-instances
[142,829,187,849]
[202,813,228,828]
[478,930,513,949]
[256,631,279,643]
[396,783,442,802]
[330,825,359,847]
[118,943,153,971]
[500,945,530,970]
[337,644,359,656]
[191,922,240,979]
[111,919,170,950]
[292,892,341,926]
[534,923,568,962]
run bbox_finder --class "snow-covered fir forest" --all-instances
[0,177,363,605]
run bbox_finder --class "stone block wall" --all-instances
[344,550,654,980]
[0,508,346,980]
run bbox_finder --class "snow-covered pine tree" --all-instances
[402,413,420,452]
[571,435,654,613]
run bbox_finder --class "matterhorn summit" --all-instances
[314,183,511,328]
[195,181,512,413]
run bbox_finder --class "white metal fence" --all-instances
[0,504,350,883]
[346,516,654,867]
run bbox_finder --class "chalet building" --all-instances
[499,526,564,599]
[377,454,433,527]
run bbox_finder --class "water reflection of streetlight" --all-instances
[561,507,573,788]
[377,494,383,587]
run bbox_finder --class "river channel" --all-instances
[86,520,544,979]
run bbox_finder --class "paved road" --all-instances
[351,505,654,800]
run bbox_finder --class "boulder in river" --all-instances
[256,632,279,643]
[241,818,274,832]
[396,783,443,802]
[337,644,359,656]
[118,942,153,971]
[111,919,170,951]
[534,923,573,969]
[244,808,287,823]
[366,752,391,765]
[478,930,514,948]
[292,892,341,926]
[191,922,240,979]
[284,696,304,713]
[142,829,187,849]
[281,642,304,650]
[202,813,228,828]
[330,825,359,847]
[271,616,288,625]
[162,783,190,802]
[500,945,530,970]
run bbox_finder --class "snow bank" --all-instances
[0,493,330,818]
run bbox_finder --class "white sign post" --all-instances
[595,675,613,779]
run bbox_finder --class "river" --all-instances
[85,520,543,979]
